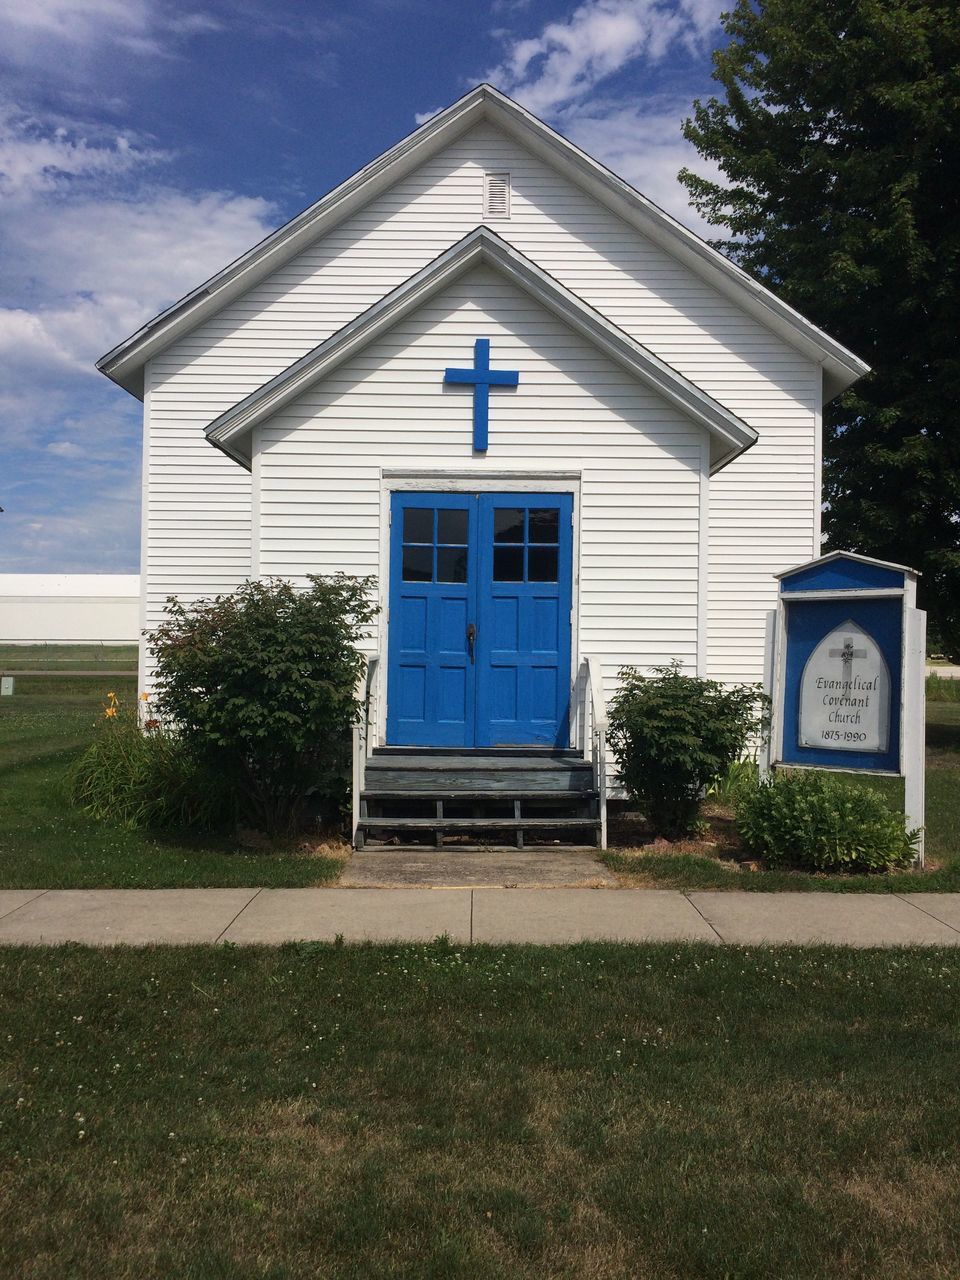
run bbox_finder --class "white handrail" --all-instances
[577,657,608,850]
[351,654,380,848]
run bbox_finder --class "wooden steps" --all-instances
[357,750,601,850]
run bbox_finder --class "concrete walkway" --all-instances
[3,887,960,946]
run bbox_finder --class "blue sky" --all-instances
[0,0,727,573]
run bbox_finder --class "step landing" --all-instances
[341,847,617,888]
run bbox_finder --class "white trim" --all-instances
[776,762,903,779]
[771,598,787,764]
[204,228,757,473]
[384,468,581,481]
[377,471,582,750]
[779,588,907,601]
[775,549,918,580]
[697,433,710,676]
[137,373,152,698]
[250,430,262,579]
[813,367,823,553]
[759,608,778,777]
[97,84,869,405]
[903,606,926,863]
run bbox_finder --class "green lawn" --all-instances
[0,643,139,672]
[1,941,959,1279]
[0,677,344,888]
[605,701,960,893]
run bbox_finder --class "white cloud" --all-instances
[0,0,220,65]
[558,97,722,232]
[0,106,277,380]
[485,0,723,116]
[0,105,163,197]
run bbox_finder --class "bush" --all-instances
[736,770,919,873]
[149,574,376,836]
[69,701,234,832]
[607,661,769,839]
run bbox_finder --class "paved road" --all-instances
[2,887,960,947]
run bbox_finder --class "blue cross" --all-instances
[444,338,519,452]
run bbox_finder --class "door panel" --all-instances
[387,493,475,747]
[386,491,573,748]
[476,494,573,747]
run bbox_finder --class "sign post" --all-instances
[764,551,926,863]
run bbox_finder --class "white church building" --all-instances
[98,84,867,847]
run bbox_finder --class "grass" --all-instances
[2,940,960,1279]
[0,643,138,673]
[927,672,960,703]
[0,677,345,888]
[604,701,960,893]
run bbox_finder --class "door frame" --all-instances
[377,470,582,749]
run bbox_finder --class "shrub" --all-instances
[735,770,919,873]
[70,701,234,832]
[149,574,376,836]
[706,758,759,806]
[607,661,769,839]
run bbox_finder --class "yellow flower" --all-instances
[140,692,150,702]
[104,706,117,719]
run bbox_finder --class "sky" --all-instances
[0,0,729,574]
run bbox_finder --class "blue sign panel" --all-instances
[780,596,903,772]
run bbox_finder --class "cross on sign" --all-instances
[443,337,519,452]
[829,636,867,674]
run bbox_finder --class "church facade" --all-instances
[98,85,867,842]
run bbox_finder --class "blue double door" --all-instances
[387,492,574,747]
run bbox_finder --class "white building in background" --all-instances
[0,575,140,645]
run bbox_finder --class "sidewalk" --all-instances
[3,887,960,946]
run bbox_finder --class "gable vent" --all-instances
[483,171,510,220]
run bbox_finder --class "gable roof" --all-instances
[204,226,758,473]
[775,550,917,580]
[97,84,869,403]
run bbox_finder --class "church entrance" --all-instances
[386,491,574,747]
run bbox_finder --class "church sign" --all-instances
[798,620,890,753]
[765,552,926,860]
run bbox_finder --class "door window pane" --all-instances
[529,508,559,544]
[493,508,524,543]
[493,546,524,581]
[402,545,433,582]
[437,547,468,583]
[528,546,558,582]
[437,509,468,545]
[403,508,433,543]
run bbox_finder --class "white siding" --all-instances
[144,118,820,688]
[256,265,706,715]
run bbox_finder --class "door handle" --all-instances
[466,622,476,662]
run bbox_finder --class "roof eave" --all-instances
[204,227,757,472]
[98,82,868,407]
[96,85,492,401]
[775,549,918,580]
[474,85,870,399]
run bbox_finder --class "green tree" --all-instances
[680,0,960,657]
